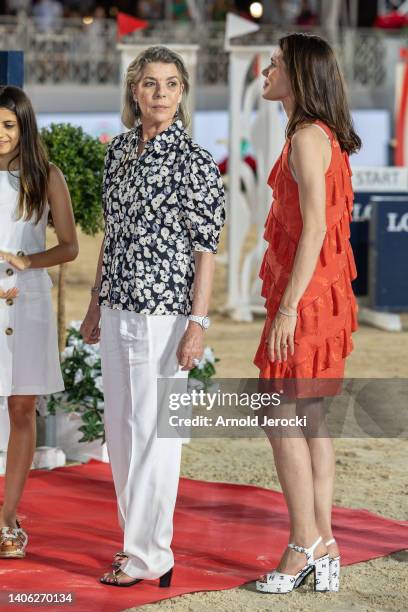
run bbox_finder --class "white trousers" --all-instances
[100,306,189,579]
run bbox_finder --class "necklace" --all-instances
[138,127,149,144]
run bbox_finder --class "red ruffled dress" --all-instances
[254,121,358,380]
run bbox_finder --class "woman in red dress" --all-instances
[254,33,360,595]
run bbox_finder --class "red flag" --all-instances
[117,12,148,37]
[395,51,408,165]
[374,11,408,29]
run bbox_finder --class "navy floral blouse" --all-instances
[99,119,225,315]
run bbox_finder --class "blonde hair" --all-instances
[121,46,190,129]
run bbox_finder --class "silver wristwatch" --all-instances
[188,315,211,330]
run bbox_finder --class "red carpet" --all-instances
[0,460,407,611]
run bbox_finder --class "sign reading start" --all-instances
[352,167,408,192]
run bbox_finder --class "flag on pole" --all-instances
[117,12,148,38]
[395,48,408,166]
[224,12,260,49]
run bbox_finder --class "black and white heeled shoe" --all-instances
[325,538,340,592]
[256,535,330,594]
[100,566,173,588]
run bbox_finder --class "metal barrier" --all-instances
[0,16,405,87]
[0,15,119,84]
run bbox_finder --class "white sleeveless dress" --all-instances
[0,170,64,409]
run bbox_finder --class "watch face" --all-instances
[202,316,210,329]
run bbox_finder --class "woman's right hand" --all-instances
[0,287,19,300]
[80,303,101,344]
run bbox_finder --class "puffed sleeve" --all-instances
[183,150,226,253]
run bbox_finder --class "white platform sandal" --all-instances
[256,535,330,594]
[325,538,340,592]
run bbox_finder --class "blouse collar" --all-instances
[134,119,185,154]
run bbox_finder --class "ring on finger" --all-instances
[192,358,200,366]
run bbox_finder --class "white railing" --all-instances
[0,17,406,87]
[0,15,119,84]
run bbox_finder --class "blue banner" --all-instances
[0,51,24,87]
[369,196,408,311]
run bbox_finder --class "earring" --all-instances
[174,103,180,119]
[135,99,139,114]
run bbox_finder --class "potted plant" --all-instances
[188,347,219,391]
[47,322,107,461]
[41,123,105,350]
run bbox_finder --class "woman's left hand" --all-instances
[177,326,204,371]
[267,311,297,363]
[0,250,31,271]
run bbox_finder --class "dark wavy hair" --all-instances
[0,85,49,223]
[279,32,361,154]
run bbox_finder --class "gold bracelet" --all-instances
[90,286,101,295]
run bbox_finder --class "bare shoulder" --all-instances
[291,124,329,151]
[48,162,67,193]
[47,164,71,210]
[291,124,331,175]
[48,163,67,188]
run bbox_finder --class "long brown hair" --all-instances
[280,33,361,154]
[0,86,49,223]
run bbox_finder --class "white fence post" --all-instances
[225,43,285,320]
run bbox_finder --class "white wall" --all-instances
[37,109,391,167]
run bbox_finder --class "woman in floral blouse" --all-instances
[80,46,225,587]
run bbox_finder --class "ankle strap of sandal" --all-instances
[325,538,336,546]
[288,535,322,564]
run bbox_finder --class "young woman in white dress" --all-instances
[0,86,78,558]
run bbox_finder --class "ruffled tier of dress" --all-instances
[254,147,358,379]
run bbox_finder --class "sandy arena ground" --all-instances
[49,229,408,612]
